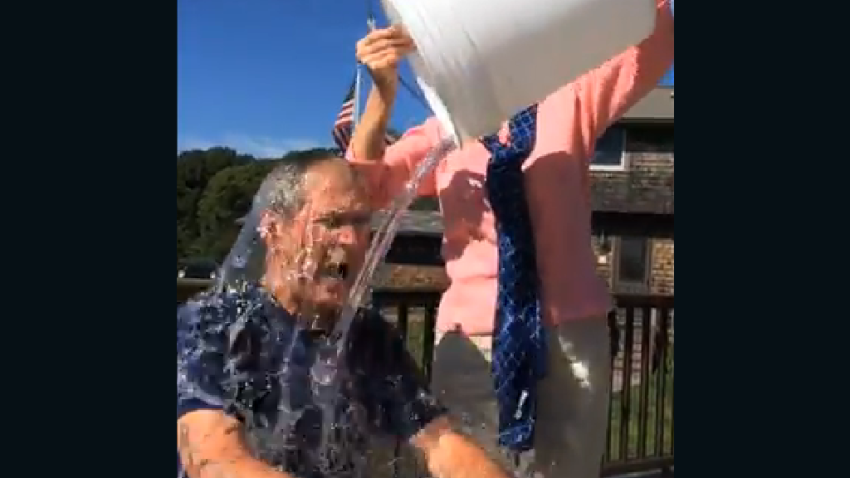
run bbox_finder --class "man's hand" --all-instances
[412,417,513,478]
[355,26,415,91]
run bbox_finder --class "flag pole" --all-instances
[352,66,363,129]
[354,14,377,130]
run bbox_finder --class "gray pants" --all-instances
[431,316,611,478]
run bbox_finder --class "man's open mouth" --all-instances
[320,262,349,281]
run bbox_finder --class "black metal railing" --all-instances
[177,280,674,477]
[603,294,674,477]
[371,289,674,478]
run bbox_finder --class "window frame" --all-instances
[613,236,652,293]
[589,126,628,172]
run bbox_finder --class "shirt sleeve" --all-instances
[357,312,447,442]
[548,0,674,153]
[345,118,442,210]
[177,297,227,419]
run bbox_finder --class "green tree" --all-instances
[193,161,275,261]
[177,147,253,261]
[185,148,338,261]
[176,145,433,263]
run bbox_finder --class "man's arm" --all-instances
[347,27,439,209]
[350,80,397,163]
[552,0,674,148]
[178,410,295,478]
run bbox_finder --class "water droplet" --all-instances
[231,254,247,268]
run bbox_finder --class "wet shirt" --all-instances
[176,285,446,478]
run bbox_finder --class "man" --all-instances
[176,152,513,478]
[347,1,674,477]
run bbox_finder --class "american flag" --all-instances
[331,77,399,152]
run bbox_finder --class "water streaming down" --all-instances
[311,137,457,469]
[178,139,456,477]
[326,137,457,362]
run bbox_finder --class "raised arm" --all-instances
[554,0,674,148]
[348,26,440,209]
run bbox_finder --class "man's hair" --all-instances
[257,149,345,218]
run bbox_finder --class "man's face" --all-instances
[264,159,372,315]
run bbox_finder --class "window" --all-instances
[626,124,674,153]
[590,126,626,171]
[614,236,651,293]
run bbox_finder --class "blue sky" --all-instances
[178,0,672,157]
[178,0,427,157]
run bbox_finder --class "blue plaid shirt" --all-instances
[177,285,446,478]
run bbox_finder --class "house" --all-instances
[590,85,674,296]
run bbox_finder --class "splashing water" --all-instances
[346,138,457,336]
[178,287,370,477]
[310,137,457,469]
[178,137,457,477]
[319,136,457,378]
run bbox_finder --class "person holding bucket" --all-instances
[346,0,673,477]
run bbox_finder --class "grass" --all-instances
[607,355,674,461]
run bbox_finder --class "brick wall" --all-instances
[589,122,674,214]
[651,240,674,295]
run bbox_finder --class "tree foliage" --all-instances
[177,146,440,264]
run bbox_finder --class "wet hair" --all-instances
[259,149,348,218]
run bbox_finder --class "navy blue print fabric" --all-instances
[176,285,446,478]
[481,105,547,452]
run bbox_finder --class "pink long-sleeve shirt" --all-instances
[348,0,674,336]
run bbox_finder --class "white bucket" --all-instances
[381,0,657,142]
